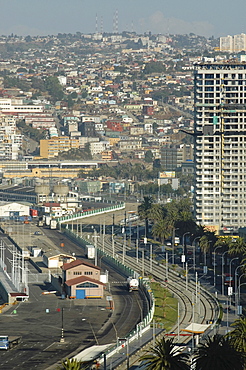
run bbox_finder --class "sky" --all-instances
[0,0,245,38]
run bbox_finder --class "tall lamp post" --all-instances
[237,274,246,312]
[213,246,222,287]
[192,236,200,273]
[229,257,239,306]
[234,264,244,311]
[222,251,228,296]
[182,232,190,269]
[60,307,64,343]
[172,227,175,265]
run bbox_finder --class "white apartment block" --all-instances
[0,98,44,114]
[194,62,246,234]
[0,114,23,159]
[234,33,246,52]
[90,141,109,155]
[220,33,246,52]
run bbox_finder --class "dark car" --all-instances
[224,274,234,286]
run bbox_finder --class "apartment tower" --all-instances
[194,62,246,234]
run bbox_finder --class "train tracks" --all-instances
[95,234,219,345]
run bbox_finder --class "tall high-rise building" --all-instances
[220,33,246,52]
[194,62,246,234]
[220,35,234,52]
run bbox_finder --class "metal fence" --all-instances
[56,202,125,224]
[63,228,155,363]
[27,272,51,283]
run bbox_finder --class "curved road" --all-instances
[0,227,145,370]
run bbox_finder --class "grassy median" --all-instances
[150,281,178,332]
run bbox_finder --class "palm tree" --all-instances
[229,237,246,260]
[214,237,232,267]
[58,357,89,369]
[152,219,173,244]
[193,334,245,370]
[138,196,153,237]
[139,337,190,370]
[199,236,210,265]
[227,316,246,353]
[148,203,166,224]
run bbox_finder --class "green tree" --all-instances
[228,237,246,259]
[44,76,64,102]
[140,337,189,370]
[152,219,173,244]
[199,236,210,265]
[138,196,153,236]
[31,76,46,92]
[144,150,154,163]
[58,357,89,369]
[143,61,166,74]
[194,334,245,370]
[227,316,246,353]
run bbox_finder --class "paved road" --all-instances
[0,225,144,370]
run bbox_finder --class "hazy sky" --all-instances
[0,0,245,38]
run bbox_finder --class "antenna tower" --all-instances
[100,16,103,34]
[115,9,118,34]
[95,13,98,33]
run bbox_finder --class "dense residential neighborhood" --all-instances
[0,29,246,370]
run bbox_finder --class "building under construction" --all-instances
[194,62,246,234]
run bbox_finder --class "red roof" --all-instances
[10,293,29,297]
[65,275,104,287]
[62,258,101,271]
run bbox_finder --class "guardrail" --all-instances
[98,278,155,366]
[56,202,125,224]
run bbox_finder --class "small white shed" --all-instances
[43,251,76,269]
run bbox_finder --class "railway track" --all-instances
[94,234,219,345]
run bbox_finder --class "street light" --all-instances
[229,257,239,306]
[171,227,178,265]
[213,246,222,287]
[234,264,244,311]
[192,236,200,273]
[60,307,65,343]
[222,251,228,296]
[182,232,190,269]
[237,273,246,311]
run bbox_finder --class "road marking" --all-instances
[43,342,56,351]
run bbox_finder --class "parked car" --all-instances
[224,273,234,286]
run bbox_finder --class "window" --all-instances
[77,282,98,288]
[84,271,93,275]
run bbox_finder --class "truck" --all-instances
[0,336,21,350]
[127,277,139,292]
[86,245,95,259]
[50,220,57,229]
[37,219,44,227]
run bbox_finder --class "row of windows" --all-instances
[77,282,98,288]
[73,271,93,276]
[196,73,245,79]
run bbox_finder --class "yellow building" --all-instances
[107,137,120,147]
[40,137,79,159]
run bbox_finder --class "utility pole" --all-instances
[136,224,139,264]
[142,250,144,276]
[92,230,100,266]
[172,227,175,265]
[60,307,65,343]
[150,244,153,272]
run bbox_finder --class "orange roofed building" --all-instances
[62,259,104,299]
